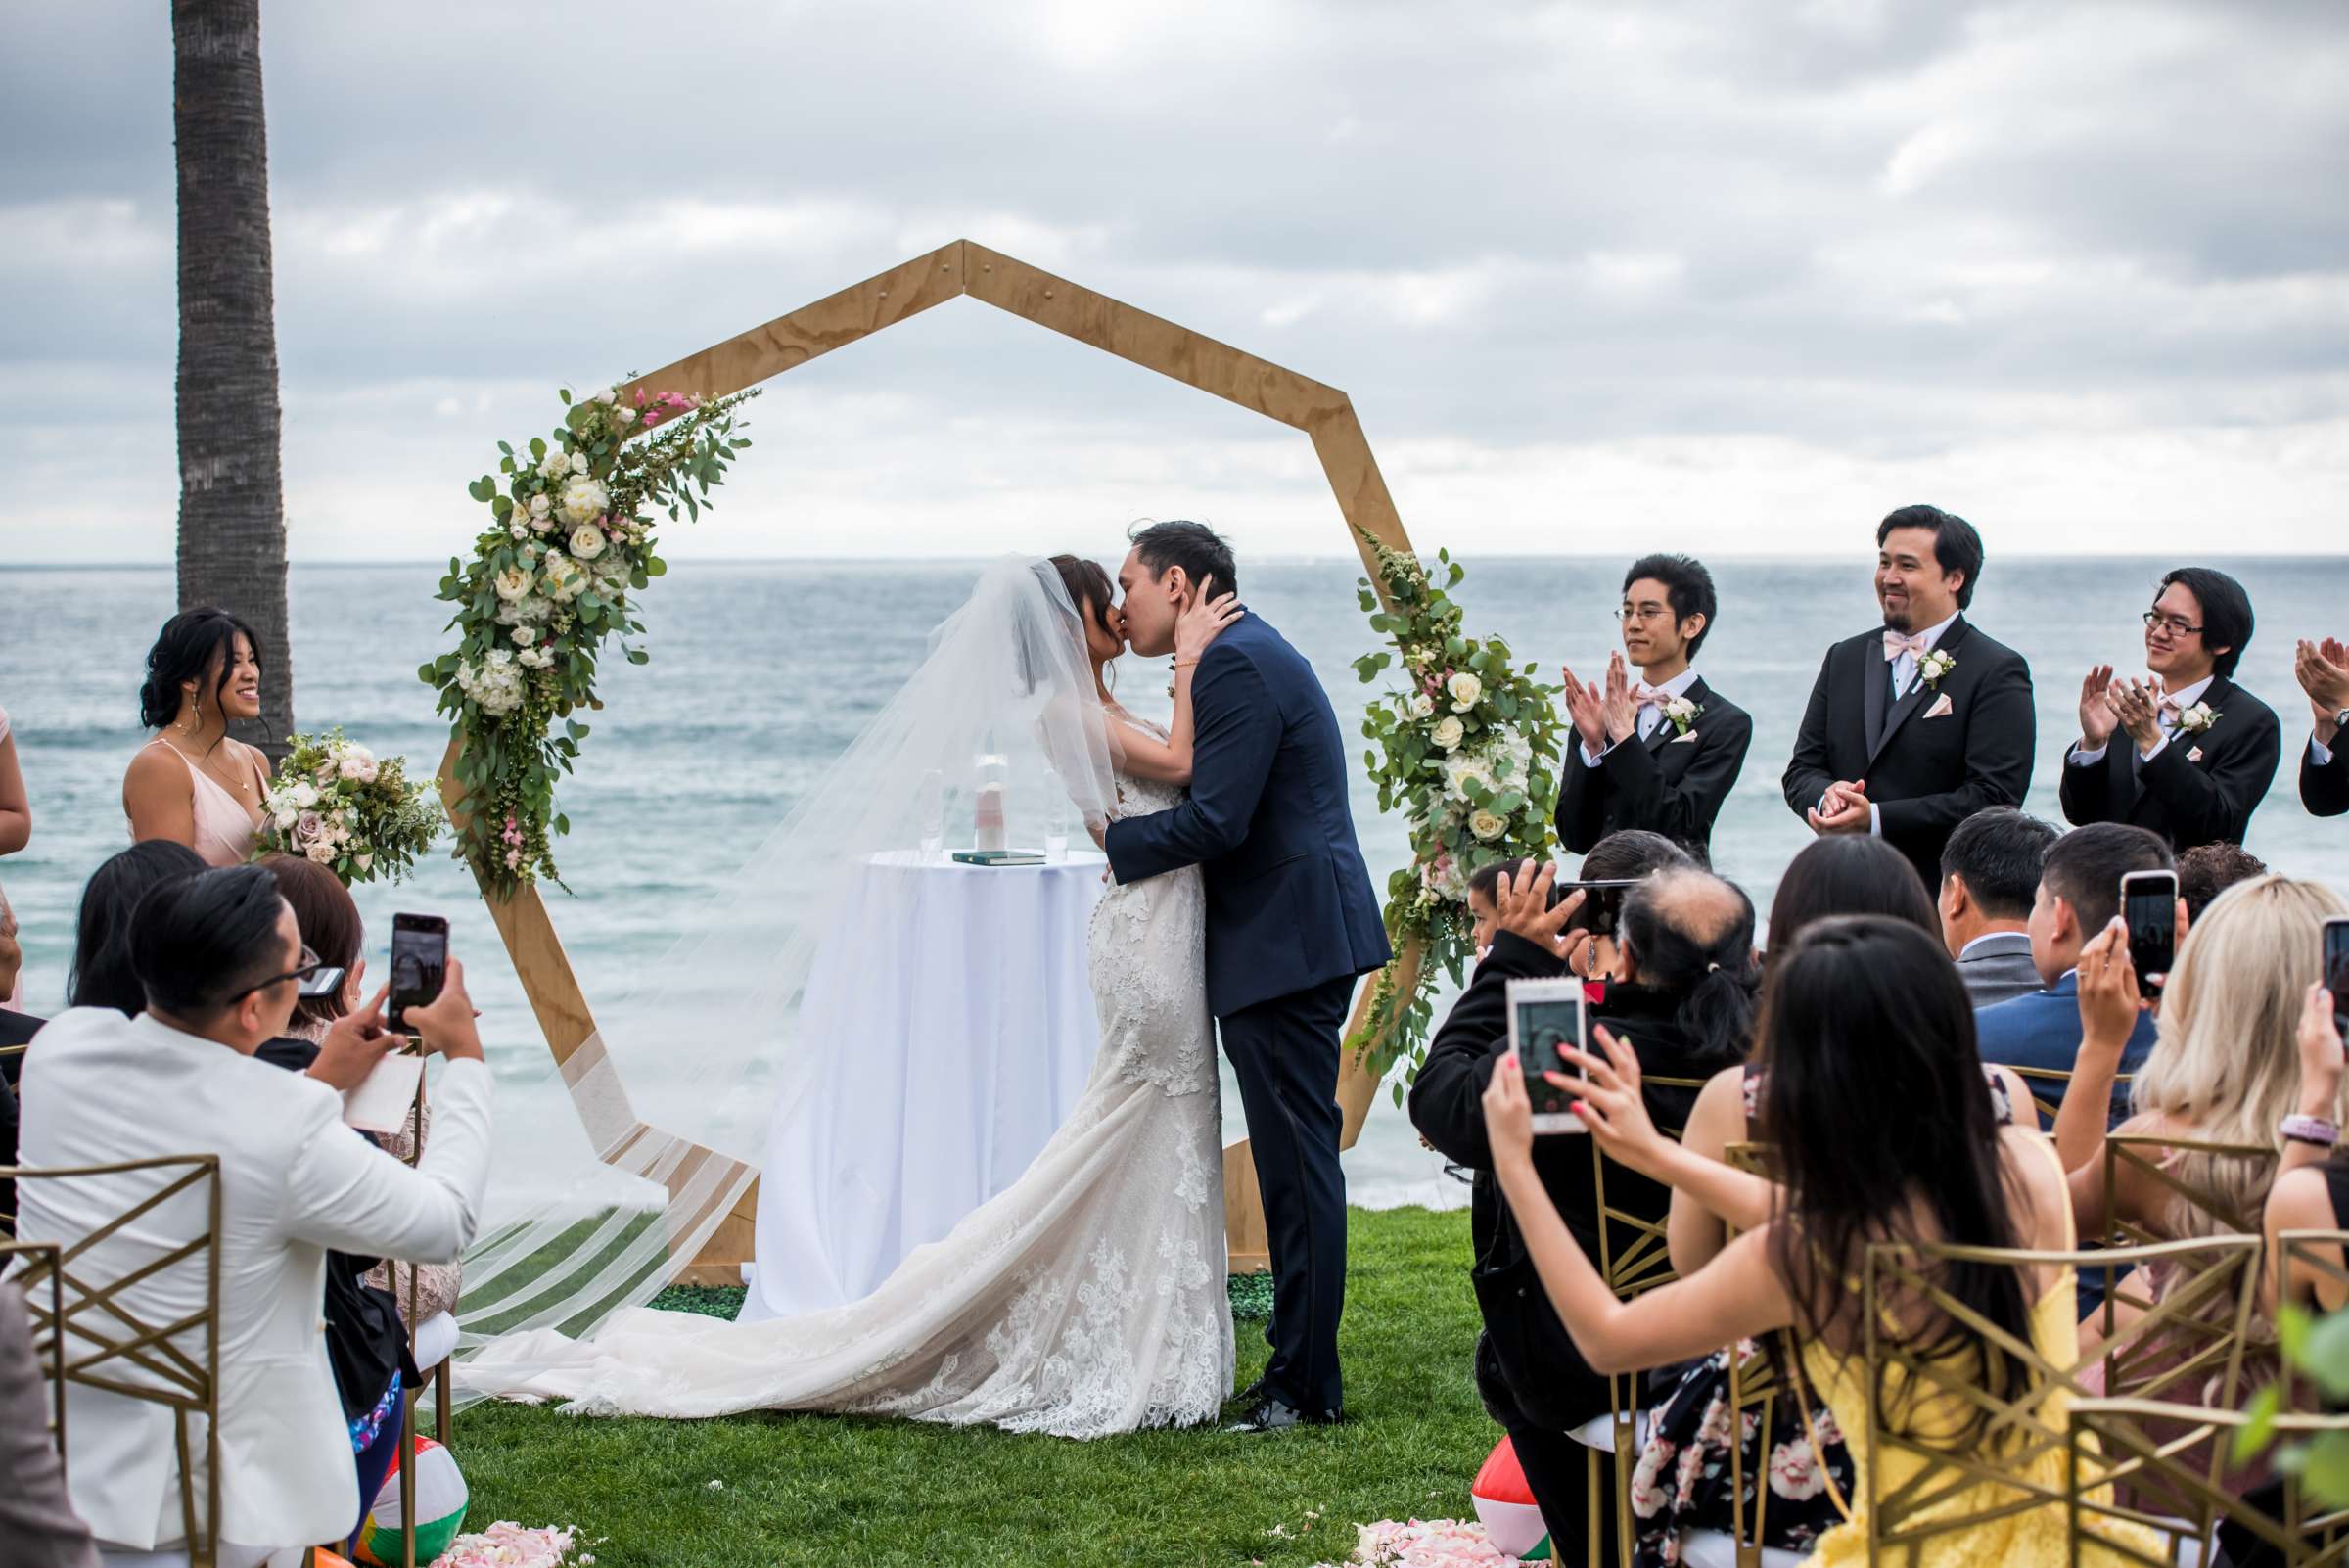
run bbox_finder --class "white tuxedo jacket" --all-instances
[13,1007,493,1552]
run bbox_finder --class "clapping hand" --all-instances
[1560,664,1609,757]
[1174,582,1243,664]
[1600,652,1639,746]
[1494,860,1593,971]
[2075,919,2144,1054]
[2106,675,2166,755]
[2296,639,2349,734]
[1554,1026,1672,1178]
[2078,664,2120,750]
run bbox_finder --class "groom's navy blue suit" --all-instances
[1105,611,1390,1417]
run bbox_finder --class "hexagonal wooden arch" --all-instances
[439,239,1424,1283]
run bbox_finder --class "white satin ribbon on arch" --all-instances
[446,556,1124,1400]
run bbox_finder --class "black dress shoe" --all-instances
[1222,1396,1341,1434]
[1229,1375,1268,1407]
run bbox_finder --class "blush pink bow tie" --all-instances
[1630,684,1666,708]
[1882,631,1932,662]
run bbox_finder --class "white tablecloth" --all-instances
[737,850,1108,1320]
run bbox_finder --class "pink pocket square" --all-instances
[2188,746,2204,762]
[1669,729,1699,744]
[1923,693,1955,719]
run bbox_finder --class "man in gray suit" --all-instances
[1937,807,2060,1008]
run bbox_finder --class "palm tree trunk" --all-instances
[173,0,294,760]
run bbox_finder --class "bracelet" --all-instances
[1172,660,1200,670]
[2280,1115,2340,1148]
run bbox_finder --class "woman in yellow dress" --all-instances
[1477,866,2161,1566]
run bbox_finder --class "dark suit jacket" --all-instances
[1974,971,2157,1129]
[1955,931,2043,1010]
[1554,676,1751,862]
[2303,735,2349,818]
[1781,618,2037,891]
[2058,675,2281,852]
[1104,614,1390,1017]
[1407,934,1718,1430]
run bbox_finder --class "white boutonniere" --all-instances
[1661,696,1702,736]
[2175,701,2220,735]
[1918,649,1957,690]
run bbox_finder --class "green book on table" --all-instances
[951,849,1044,866]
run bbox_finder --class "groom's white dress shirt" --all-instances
[2069,672,2216,769]
[13,1007,494,1557]
[1579,666,1701,766]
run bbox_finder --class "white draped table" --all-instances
[736,849,1109,1320]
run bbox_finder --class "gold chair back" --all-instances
[1858,1232,2260,1564]
[2066,1397,2349,1567]
[2100,1131,2276,1245]
[1718,1140,1784,1566]
[2005,1064,2132,1130]
[1,1238,69,1474]
[7,1154,224,1568]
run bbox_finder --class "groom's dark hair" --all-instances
[1129,520,1237,600]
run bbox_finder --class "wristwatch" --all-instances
[2334,707,2349,731]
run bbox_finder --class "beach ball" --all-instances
[353,1436,469,1567]
[1471,1435,1553,1560]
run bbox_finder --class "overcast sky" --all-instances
[4,0,2344,565]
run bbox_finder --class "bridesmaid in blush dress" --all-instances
[122,608,272,868]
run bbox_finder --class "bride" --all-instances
[458,554,1245,1438]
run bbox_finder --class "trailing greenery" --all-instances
[1346,530,1564,1096]
[421,384,758,897]
[453,1205,1488,1568]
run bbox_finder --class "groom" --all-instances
[1101,521,1392,1432]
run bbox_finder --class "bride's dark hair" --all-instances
[1757,914,2036,1452]
[1049,555,1116,639]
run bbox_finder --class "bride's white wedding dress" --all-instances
[459,728,1235,1439]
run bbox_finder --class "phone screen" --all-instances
[1514,995,1589,1127]
[2122,874,2179,992]
[2326,919,2349,1040]
[387,915,448,1035]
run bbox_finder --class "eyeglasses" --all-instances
[228,944,345,1004]
[2142,610,2203,639]
[1614,605,1676,623]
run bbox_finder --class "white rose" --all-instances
[337,749,374,781]
[557,476,609,527]
[273,807,298,830]
[536,449,569,483]
[1446,671,1483,711]
[1407,693,1435,719]
[616,406,636,425]
[529,492,552,517]
[509,521,529,540]
[303,838,337,865]
[289,780,319,808]
[1431,715,1465,751]
[570,451,589,475]
[354,853,372,872]
[539,552,588,602]
[512,624,538,647]
[568,523,607,560]
[493,564,534,601]
[591,387,617,405]
[1469,809,1508,842]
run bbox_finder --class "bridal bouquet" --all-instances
[252,729,441,886]
[1347,530,1564,1092]
[423,381,758,897]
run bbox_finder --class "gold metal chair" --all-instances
[2005,1064,2133,1131]
[7,1153,224,1568]
[1718,1141,1786,1568]
[2099,1132,2276,1246]
[389,1066,454,1568]
[1858,1233,2260,1565]
[2,1237,69,1472]
[2066,1397,2349,1567]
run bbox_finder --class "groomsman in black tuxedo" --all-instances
[1781,505,2036,892]
[2296,636,2349,818]
[1554,554,1752,865]
[2060,568,2280,852]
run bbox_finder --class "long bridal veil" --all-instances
[446,556,1121,1400]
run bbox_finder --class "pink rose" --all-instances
[293,809,325,846]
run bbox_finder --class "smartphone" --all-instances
[386,912,449,1036]
[2325,917,2349,1042]
[1505,976,1590,1135]
[2120,870,2180,993]
[1558,878,1646,935]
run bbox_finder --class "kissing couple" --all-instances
[462,521,1390,1439]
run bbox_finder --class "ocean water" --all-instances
[3,555,2345,1208]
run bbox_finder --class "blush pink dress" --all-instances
[135,737,262,868]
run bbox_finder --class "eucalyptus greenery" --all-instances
[421,383,758,896]
[1345,529,1564,1095]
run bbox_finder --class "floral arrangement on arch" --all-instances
[252,729,441,885]
[421,382,757,896]
[1347,530,1564,1095]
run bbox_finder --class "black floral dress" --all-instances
[1629,1066,2014,1567]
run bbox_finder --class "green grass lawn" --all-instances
[449,1204,1494,1567]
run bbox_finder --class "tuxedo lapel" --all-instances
[1866,619,1970,772]
[1863,638,1890,756]
[1646,677,1703,755]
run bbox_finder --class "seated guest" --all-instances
[1408,860,1759,1564]
[121,608,272,867]
[2177,841,2266,925]
[0,1277,99,1568]
[2295,636,2349,818]
[2061,567,2281,852]
[1938,807,2061,1008]
[1556,555,1752,865]
[14,865,495,1564]
[1763,833,1938,961]
[1975,823,2173,1124]
[1466,858,1531,958]
[1485,915,2162,1565]
[1558,829,1695,988]
[66,840,209,1016]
